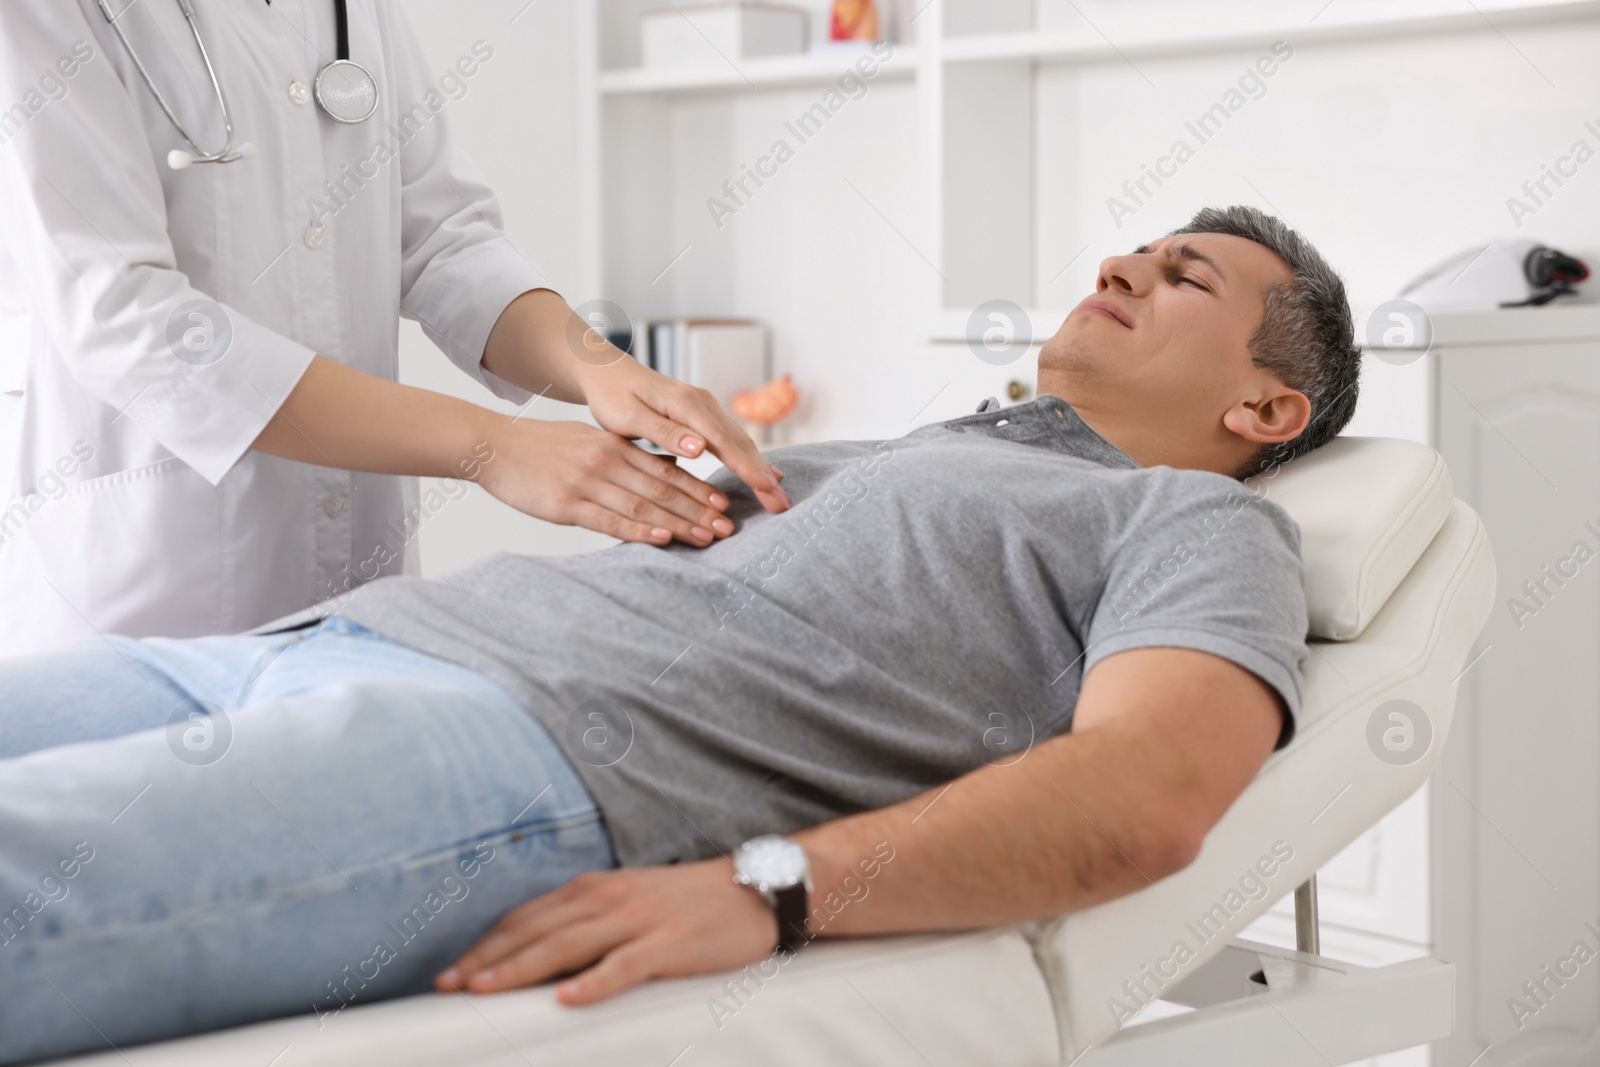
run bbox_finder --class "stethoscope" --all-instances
[96,0,379,170]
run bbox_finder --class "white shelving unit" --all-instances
[597,46,919,95]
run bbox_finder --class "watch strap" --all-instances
[774,883,809,954]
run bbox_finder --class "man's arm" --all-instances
[436,646,1285,1002]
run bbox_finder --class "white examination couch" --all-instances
[53,435,1496,1067]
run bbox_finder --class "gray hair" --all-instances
[1167,205,1361,479]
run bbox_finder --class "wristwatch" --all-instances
[731,834,813,953]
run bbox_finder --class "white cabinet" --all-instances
[1241,306,1600,1066]
[1432,307,1600,1065]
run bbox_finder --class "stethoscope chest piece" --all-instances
[314,59,379,125]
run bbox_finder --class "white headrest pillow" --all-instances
[1244,436,1454,641]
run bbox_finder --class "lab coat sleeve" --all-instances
[0,4,318,487]
[385,10,558,406]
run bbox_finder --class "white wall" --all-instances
[397,0,1600,575]
[1032,14,1600,312]
[396,0,617,571]
[1028,4,1600,447]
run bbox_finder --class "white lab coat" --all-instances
[0,0,550,656]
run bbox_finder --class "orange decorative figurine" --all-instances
[731,374,800,426]
[830,0,880,41]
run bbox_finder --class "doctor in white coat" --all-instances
[0,0,788,657]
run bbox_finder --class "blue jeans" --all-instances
[0,617,615,1065]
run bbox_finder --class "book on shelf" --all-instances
[637,318,773,445]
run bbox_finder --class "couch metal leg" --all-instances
[1294,876,1320,955]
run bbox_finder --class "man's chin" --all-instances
[1036,334,1103,397]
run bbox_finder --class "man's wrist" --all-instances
[731,835,813,953]
[789,828,899,940]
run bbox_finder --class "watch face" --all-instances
[734,834,809,892]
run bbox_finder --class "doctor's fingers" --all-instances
[605,464,733,545]
[668,388,791,516]
[580,478,726,547]
[614,447,737,534]
[633,382,788,515]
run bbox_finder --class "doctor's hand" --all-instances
[574,356,791,517]
[479,289,788,520]
[435,860,777,1005]
[477,419,745,548]
[250,354,765,549]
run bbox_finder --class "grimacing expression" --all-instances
[1035,232,1306,475]
[1040,233,1292,402]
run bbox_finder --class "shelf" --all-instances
[594,0,1600,93]
[598,45,918,96]
[941,0,1600,65]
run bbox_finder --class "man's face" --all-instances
[1036,232,1299,470]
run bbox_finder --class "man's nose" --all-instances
[1096,254,1147,295]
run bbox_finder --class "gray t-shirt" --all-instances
[338,394,1309,866]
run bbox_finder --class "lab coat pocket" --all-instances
[0,457,223,654]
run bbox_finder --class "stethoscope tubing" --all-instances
[98,0,375,164]
[97,0,243,164]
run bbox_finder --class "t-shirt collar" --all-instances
[971,393,1142,471]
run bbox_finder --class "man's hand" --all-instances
[435,859,777,1005]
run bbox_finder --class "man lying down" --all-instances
[0,205,1360,1063]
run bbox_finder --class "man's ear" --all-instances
[1222,388,1311,445]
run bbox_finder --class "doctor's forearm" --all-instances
[481,288,597,404]
[251,355,499,478]
[252,354,742,547]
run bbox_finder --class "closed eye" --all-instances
[1178,275,1209,290]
